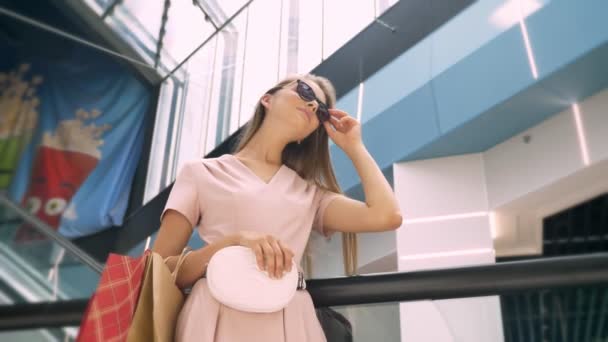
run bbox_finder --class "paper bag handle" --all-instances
[164,247,193,283]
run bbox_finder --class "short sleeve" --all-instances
[160,162,201,228]
[312,187,340,237]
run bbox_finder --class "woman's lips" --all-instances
[297,107,312,122]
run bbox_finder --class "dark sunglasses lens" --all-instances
[297,81,316,101]
[317,105,330,122]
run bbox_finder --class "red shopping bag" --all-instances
[76,250,150,342]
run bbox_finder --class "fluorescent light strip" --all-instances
[572,103,590,166]
[399,248,494,261]
[404,211,489,224]
[518,16,538,79]
[489,211,498,239]
[356,82,364,122]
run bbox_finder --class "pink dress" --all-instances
[160,154,339,342]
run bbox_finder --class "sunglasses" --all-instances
[267,79,331,123]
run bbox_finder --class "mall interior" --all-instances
[0,0,607,341]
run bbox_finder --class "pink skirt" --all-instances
[176,278,327,342]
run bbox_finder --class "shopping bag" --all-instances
[77,248,191,342]
[127,250,190,341]
[77,250,150,342]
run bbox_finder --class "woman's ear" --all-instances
[260,94,272,110]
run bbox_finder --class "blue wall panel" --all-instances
[332,84,440,190]
[332,0,608,192]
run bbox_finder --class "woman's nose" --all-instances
[306,101,317,112]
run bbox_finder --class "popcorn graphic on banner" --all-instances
[16,108,111,243]
[0,63,42,190]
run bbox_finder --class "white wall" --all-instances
[394,154,504,342]
[488,89,608,257]
[392,87,608,341]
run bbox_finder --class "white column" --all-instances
[394,154,504,342]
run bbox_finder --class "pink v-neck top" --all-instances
[161,154,340,265]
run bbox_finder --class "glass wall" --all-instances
[104,0,402,200]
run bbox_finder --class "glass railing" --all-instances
[0,194,102,340]
[0,194,102,304]
[1,251,606,341]
[3,287,605,341]
[0,327,78,342]
[319,284,608,341]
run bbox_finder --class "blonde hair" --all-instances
[234,74,358,276]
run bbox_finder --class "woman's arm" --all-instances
[154,210,295,287]
[323,144,402,233]
[153,210,239,288]
[322,109,403,233]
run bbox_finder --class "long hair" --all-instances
[234,74,358,276]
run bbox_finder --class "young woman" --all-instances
[153,74,402,341]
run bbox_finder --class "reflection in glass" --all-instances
[0,206,100,304]
[161,1,216,65]
[119,0,165,43]
[295,0,324,73]
[238,0,282,126]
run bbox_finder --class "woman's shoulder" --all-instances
[175,156,224,179]
[181,155,230,170]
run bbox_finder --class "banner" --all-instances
[1,43,151,240]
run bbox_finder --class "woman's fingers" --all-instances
[278,240,294,273]
[241,232,295,278]
[270,238,284,278]
[328,108,349,118]
[253,244,265,271]
[261,240,276,277]
[252,236,295,279]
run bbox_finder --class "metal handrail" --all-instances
[0,194,104,274]
[1,252,607,330]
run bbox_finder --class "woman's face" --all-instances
[262,78,328,140]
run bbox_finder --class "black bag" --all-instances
[315,307,353,342]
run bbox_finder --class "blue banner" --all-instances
[1,43,151,239]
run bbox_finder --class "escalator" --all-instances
[0,194,101,341]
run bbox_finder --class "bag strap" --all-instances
[164,247,193,283]
[297,271,307,290]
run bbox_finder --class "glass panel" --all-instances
[144,19,225,193]
[143,3,252,198]
[159,0,216,71]
[81,0,111,16]
[101,0,167,67]
[295,0,324,74]
[322,0,375,59]
[318,302,401,342]
[120,0,165,43]
[0,201,100,304]
[207,0,251,23]
[226,12,250,137]
[238,0,282,126]
[0,327,78,342]
[500,286,608,342]
[143,74,185,202]
[103,5,158,67]
[322,286,608,341]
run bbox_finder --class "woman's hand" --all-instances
[237,231,294,279]
[323,109,363,155]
